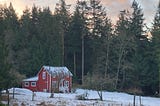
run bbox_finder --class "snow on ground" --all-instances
[1,88,160,106]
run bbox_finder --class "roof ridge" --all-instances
[43,66,73,76]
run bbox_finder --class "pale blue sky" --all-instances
[0,0,159,28]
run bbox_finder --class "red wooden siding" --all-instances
[22,66,73,93]
[22,81,37,92]
[37,68,51,92]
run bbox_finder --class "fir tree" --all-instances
[55,0,71,66]
[129,0,146,91]
[0,4,14,90]
[114,10,133,89]
[152,1,160,96]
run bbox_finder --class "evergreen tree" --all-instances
[129,0,146,92]
[3,3,19,71]
[16,8,31,75]
[139,40,159,95]
[65,0,88,83]
[152,1,160,96]
[0,6,11,90]
[28,5,41,76]
[83,0,115,89]
[55,0,71,66]
[39,8,53,65]
[114,10,133,89]
[0,26,11,90]
[97,16,113,77]
[85,0,107,74]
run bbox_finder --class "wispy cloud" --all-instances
[135,0,159,27]
[1,0,159,27]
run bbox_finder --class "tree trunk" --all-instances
[159,70,160,97]
[159,80,160,97]
[61,30,64,66]
[115,40,127,89]
[82,35,84,84]
[0,89,1,98]
[115,45,124,89]
[121,70,126,89]
[104,36,110,78]
[97,85,103,101]
[74,52,76,76]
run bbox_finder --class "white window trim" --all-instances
[65,81,69,87]
[52,74,56,78]
[31,82,36,87]
[24,82,29,87]
[52,81,58,88]
[42,72,46,80]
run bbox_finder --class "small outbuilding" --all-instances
[22,66,73,93]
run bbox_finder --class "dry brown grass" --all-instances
[76,105,86,106]
[47,104,56,106]
[0,94,10,101]
[12,103,18,106]
[126,87,143,95]
[37,101,47,106]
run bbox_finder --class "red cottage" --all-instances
[22,66,73,93]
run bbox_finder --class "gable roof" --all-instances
[43,66,73,77]
[23,76,38,82]
[22,66,73,82]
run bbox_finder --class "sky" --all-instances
[0,0,159,28]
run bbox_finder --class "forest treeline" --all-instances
[0,0,160,96]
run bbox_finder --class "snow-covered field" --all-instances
[1,88,160,106]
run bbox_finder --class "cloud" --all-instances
[1,0,30,16]
[1,0,58,16]
[13,0,27,16]
[102,0,159,26]
[1,0,159,27]
[135,0,159,27]
[101,0,131,24]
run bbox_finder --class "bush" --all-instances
[83,73,115,91]
[126,87,143,95]
[76,94,86,100]
[76,92,88,100]
[0,102,5,106]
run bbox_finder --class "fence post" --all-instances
[139,96,141,106]
[133,95,136,106]
[7,89,9,106]
[13,87,15,99]
[32,91,35,101]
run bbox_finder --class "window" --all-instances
[24,82,29,87]
[42,72,46,79]
[52,81,58,88]
[31,82,36,87]
[52,73,56,78]
[65,81,69,87]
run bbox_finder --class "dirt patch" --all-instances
[47,104,56,106]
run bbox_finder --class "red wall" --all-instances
[37,68,51,92]
[22,81,37,92]
[22,67,72,93]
